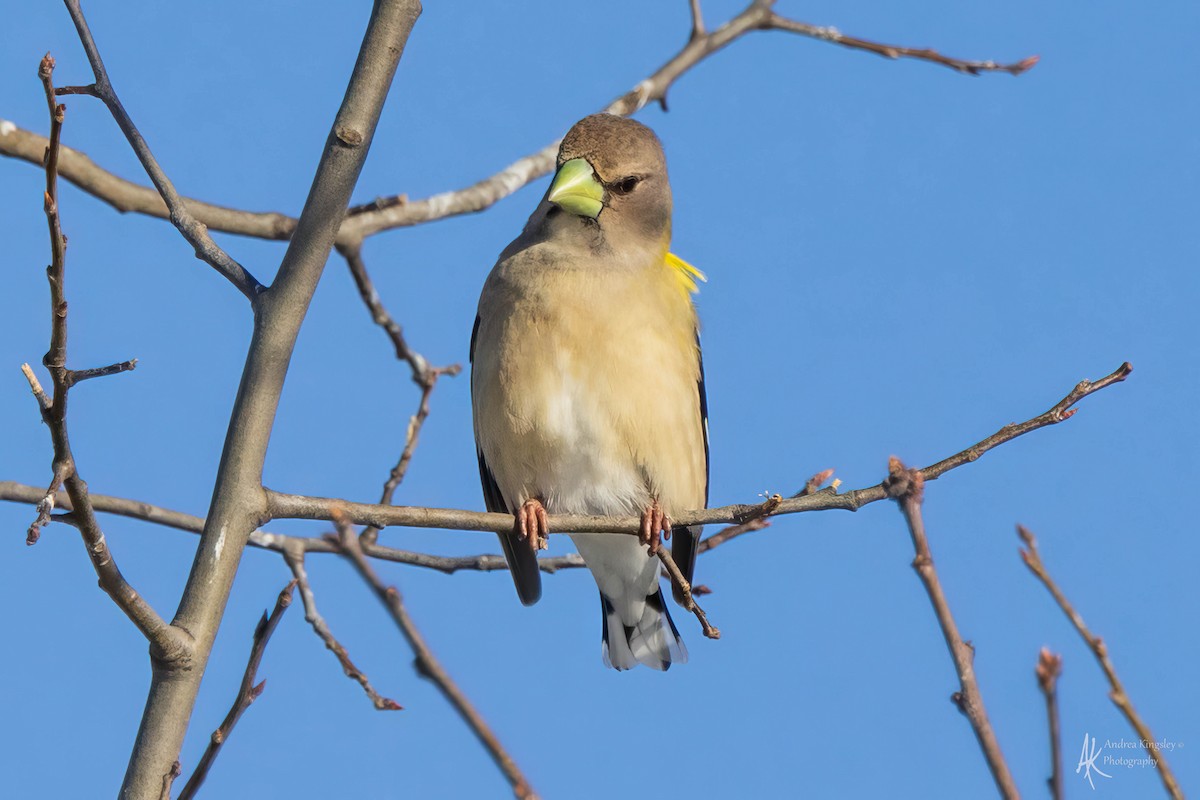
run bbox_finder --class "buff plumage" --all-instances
[471,114,709,670]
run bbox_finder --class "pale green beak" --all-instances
[547,157,604,219]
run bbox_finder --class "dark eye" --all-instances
[611,176,640,195]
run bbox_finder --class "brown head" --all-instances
[546,114,673,247]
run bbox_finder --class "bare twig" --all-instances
[177,580,298,800]
[1036,647,1064,800]
[339,242,460,386]
[65,357,138,386]
[57,0,263,302]
[23,54,185,661]
[360,368,447,546]
[657,546,719,639]
[339,1,1036,243]
[696,490,783,554]
[917,363,1132,482]
[1018,525,1183,800]
[687,0,705,42]
[796,468,836,498]
[265,363,1131,532]
[692,472,833,556]
[884,459,1018,799]
[339,242,462,546]
[24,455,67,546]
[696,517,769,555]
[1,480,590,574]
[19,362,51,412]
[2,3,1036,248]
[4,363,1130,575]
[332,517,539,800]
[282,546,401,710]
[765,15,1039,76]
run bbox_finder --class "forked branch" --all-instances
[263,363,1132,534]
[332,516,539,800]
[56,0,263,301]
[885,459,1018,799]
[23,53,186,662]
[1,1,1037,250]
[1018,526,1183,800]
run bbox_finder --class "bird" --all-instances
[470,113,709,670]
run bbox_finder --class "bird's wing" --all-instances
[672,327,709,605]
[471,314,542,606]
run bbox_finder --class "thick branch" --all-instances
[333,519,539,800]
[0,121,296,239]
[58,0,263,301]
[1018,526,1183,800]
[884,460,1018,799]
[118,3,422,797]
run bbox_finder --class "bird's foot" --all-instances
[639,501,671,555]
[516,498,549,551]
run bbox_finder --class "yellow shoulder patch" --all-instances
[666,252,707,296]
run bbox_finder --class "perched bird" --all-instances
[471,113,709,671]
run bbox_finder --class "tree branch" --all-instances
[695,470,835,555]
[2,2,1037,248]
[765,13,1039,76]
[1018,525,1184,800]
[338,241,462,545]
[282,546,401,711]
[65,357,138,386]
[0,121,296,239]
[657,545,719,639]
[57,0,263,301]
[332,517,539,800]
[339,242,462,386]
[22,54,185,661]
[117,3,422,797]
[1036,647,1064,800]
[687,0,705,42]
[3,361,1131,587]
[884,459,1018,799]
[0,480,590,574]
[177,580,297,800]
[263,362,1132,534]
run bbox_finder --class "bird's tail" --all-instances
[600,589,688,671]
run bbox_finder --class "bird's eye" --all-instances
[611,176,640,195]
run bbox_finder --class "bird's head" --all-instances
[546,114,673,246]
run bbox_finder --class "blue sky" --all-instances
[2,2,1196,798]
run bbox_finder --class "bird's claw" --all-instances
[639,502,671,556]
[517,498,549,552]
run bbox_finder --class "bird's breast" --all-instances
[472,258,705,519]
[476,324,646,516]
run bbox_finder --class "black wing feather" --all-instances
[472,314,542,606]
[672,330,709,606]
